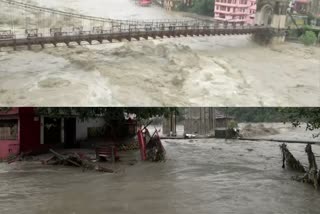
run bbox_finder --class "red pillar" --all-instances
[137,129,146,161]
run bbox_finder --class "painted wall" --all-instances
[76,117,105,141]
[20,112,42,154]
[0,140,20,160]
[0,110,20,160]
[0,108,19,115]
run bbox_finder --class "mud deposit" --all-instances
[0,0,319,106]
[1,139,320,214]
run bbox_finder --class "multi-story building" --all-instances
[292,0,311,14]
[310,0,320,17]
[214,0,257,25]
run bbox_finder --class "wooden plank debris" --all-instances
[44,149,114,173]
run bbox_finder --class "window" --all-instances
[0,120,18,140]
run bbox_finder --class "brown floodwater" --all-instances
[0,0,319,106]
[1,139,320,214]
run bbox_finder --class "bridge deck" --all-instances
[0,26,270,50]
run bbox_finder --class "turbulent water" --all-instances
[1,123,320,213]
[0,0,319,106]
[1,137,320,214]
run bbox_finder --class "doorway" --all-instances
[64,118,77,148]
[44,117,61,145]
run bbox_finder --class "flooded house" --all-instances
[0,108,20,160]
[162,108,239,138]
[183,107,216,136]
[0,108,137,160]
[214,110,237,138]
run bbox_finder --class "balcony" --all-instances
[215,2,249,8]
[214,14,247,23]
[215,8,235,14]
[215,9,248,16]
[215,6,249,14]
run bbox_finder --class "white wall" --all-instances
[76,117,105,141]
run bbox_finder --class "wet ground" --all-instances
[1,138,320,214]
[0,0,319,106]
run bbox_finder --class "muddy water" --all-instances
[1,139,320,214]
[0,0,319,106]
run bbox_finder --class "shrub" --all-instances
[227,120,238,129]
[299,30,317,46]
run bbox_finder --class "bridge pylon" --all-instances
[255,0,289,44]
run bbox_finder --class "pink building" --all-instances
[0,108,20,160]
[293,0,310,14]
[214,0,257,25]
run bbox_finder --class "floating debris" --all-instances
[145,131,166,162]
[42,149,114,173]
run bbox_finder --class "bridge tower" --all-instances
[255,0,289,43]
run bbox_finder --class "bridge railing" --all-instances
[0,30,16,40]
[0,0,273,36]
[0,24,270,44]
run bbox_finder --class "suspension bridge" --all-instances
[0,0,275,50]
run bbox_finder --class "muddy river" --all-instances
[1,138,320,214]
[0,0,319,106]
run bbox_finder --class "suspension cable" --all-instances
[0,0,198,25]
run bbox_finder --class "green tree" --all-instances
[222,107,285,123]
[299,30,317,46]
[34,107,177,121]
[281,108,320,137]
